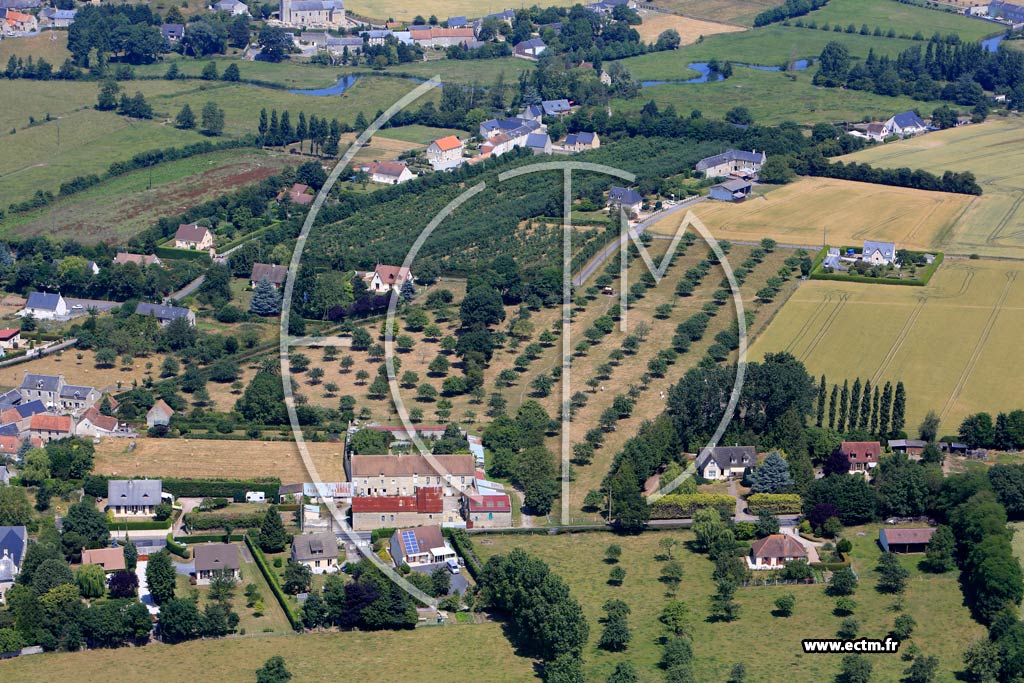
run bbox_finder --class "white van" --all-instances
[446,557,460,574]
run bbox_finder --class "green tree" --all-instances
[95,79,119,110]
[608,461,648,532]
[774,593,796,616]
[32,557,74,593]
[250,278,282,316]
[749,451,792,493]
[256,656,292,683]
[0,486,30,527]
[174,103,196,129]
[829,567,858,596]
[146,550,176,605]
[892,613,916,639]
[75,563,107,599]
[891,381,906,437]
[660,600,689,636]
[903,655,938,683]
[598,610,631,651]
[200,101,225,136]
[282,560,312,595]
[62,497,110,549]
[258,507,288,552]
[258,26,291,62]
[607,662,638,683]
[838,654,872,683]
[709,579,740,621]
[158,597,202,643]
[20,448,50,485]
[923,525,956,573]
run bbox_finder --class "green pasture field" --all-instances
[0,623,537,683]
[840,118,1024,260]
[748,257,1024,436]
[376,124,469,144]
[0,31,72,64]
[0,148,300,243]
[645,0,782,26]
[802,0,996,42]
[618,68,930,125]
[475,525,982,683]
[342,0,572,22]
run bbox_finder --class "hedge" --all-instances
[166,533,190,559]
[370,527,397,544]
[184,511,264,531]
[155,244,214,262]
[747,493,803,515]
[811,252,943,287]
[649,493,735,519]
[811,555,851,570]
[443,528,483,579]
[106,518,174,531]
[85,475,280,502]
[245,534,302,631]
[174,533,245,544]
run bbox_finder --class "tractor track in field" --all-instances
[799,293,848,363]
[783,292,833,356]
[870,296,928,386]
[939,270,1018,421]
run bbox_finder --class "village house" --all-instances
[0,526,27,604]
[0,328,20,350]
[20,291,67,320]
[76,406,135,439]
[695,446,756,480]
[161,23,185,42]
[105,479,166,517]
[709,178,753,202]
[541,99,573,117]
[513,37,547,59]
[19,373,71,408]
[114,252,162,267]
[526,132,553,155]
[29,414,73,442]
[410,26,475,48]
[862,240,897,266]
[357,264,414,294]
[883,111,928,138]
[879,527,936,553]
[278,182,314,206]
[361,160,415,185]
[279,0,345,27]
[250,263,289,289]
[426,135,465,170]
[608,186,644,217]
[888,439,927,457]
[749,533,807,569]
[562,131,600,152]
[474,8,515,33]
[82,547,126,572]
[147,399,175,428]
[40,7,76,27]
[388,525,456,567]
[351,486,446,531]
[839,441,881,473]
[290,532,339,574]
[346,453,476,497]
[174,223,214,251]
[211,0,249,14]
[462,493,512,529]
[135,302,196,327]
[193,544,241,585]
[695,149,767,179]
[4,9,38,31]
[1,401,46,434]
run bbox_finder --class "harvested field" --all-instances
[840,118,1024,259]
[748,258,1024,436]
[645,0,779,26]
[648,177,971,252]
[0,348,169,394]
[93,437,345,483]
[634,10,746,42]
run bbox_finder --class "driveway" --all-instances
[785,526,821,563]
[135,560,159,616]
[411,562,472,596]
[175,497,203,536]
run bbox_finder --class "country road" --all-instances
[572,196,705,287]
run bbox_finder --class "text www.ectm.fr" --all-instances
[802,638,900,654]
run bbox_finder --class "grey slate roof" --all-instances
[290,0,343,9]
[515,37,546,51]
[0,526,27,571]
[292,532,339,562]
[107,479,163,507]
[716,178,752,192]
[447,15,467,27]
[863,240,896,261]
[565,131,596,145]
[25,292,62,312]
[695,149,766,171]
[20,374,61,393]
[890,110,927,129]
[161,23,185,39]
[59,384,96,400]
[696,446,756,471]
[0,424,18,438]
[541,99,571,116]
[0,389,20,411]
[136,302,191,322]
[15,400,46,418]
[526,132,550,149]
[0,0,40,7]
[609,186,643,206]
[194,543,241,573]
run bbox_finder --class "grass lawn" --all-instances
[0,623,537,682]
[840,118,1024,260]
[343,0,572,22]
[747,257,1024,438]
[0,31,72,64]
[1012,522,1024,564]
[376,124,468,144]
[475,526,983,683]
[0,148,301,243]
[617,67,933,125]
[802,0,996,42]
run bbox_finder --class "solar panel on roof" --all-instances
[402,530,420,554]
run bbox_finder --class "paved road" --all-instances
[168,275,205,302]
[572,196,705,287]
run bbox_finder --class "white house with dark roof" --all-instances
[161,23,185,41]
[106,479,167,517]
[709,178,752,202]
[20,291,67,320]
[135,302,196,327]
[541,99,573,117]
[563,131,600,152]
[883,111,928,138]
[695,446,756,480]
[194,543,241,584]
[291,532,339,573]
[862,240,897,266]
[250,263,289,288]
[0,525,27,603]
[280,0,345,27]
[608,186,644,217]
[513,37,546,59]
[361,160,415,185]
[174,223,214,251]
[388,525,456,567]
[695,149,767,179]
[211,0,249,14]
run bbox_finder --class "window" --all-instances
[315,560,320,567]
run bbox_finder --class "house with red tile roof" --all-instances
[879,527,936,553]
[426,135,465,170]
[356,264,414,294]
[839,441,881,473]
[28,414,73,443]
[0,328,19,350]
[749,533,807,569]
[174,223,214,251]
[75,406,135,439]
[361,160,415,185]
[278,183,314,206]
[462,493,512,529]
[350,487,446,531]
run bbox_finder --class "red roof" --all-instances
[351,487,443,514]
[750,534,807,559]
[431,135,463,152]
[840,441,881,463]
[367,161,409,178]
[374,264,411,285]
[0,408,20,425]
[288,183,314,205]
[30,414,72,433]
[175,222,211,243]
[0,328,20,341]
[81,406,118,432]
[467,494,511,512]
[410,27,474,39]
[882,527,936,545]
[0,436,20,454]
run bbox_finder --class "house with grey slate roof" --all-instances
[0,526,27,603]
[21,292,67,320]
[695,446,756,480]
[291,532,339,573]
[695,149,767,178]
[106,479,167,517]
[608,186,644,216]
[135,302,196,327]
